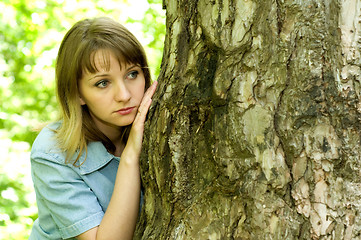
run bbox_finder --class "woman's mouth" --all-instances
[116,107,135,115]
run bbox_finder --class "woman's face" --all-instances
[78,49,145,136]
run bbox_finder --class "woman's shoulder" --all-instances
[30,122,66,164]
[32,122,61,147]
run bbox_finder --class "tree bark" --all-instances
[135,0,361,239]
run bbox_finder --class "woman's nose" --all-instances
[114,81,131,102]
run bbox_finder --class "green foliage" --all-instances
[0,143,36,239]
[128,0,166,78]
[0,0,165,238]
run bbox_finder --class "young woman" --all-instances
[29,17,157,239]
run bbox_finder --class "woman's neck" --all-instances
[105,131,125,157]
[88,112,126,157]
[113,140,125,157]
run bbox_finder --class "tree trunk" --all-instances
[135,0,361,239]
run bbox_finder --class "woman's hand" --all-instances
[122,80,158,159]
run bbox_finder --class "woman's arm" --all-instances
[77,154,140,240]
[77,81,158,240]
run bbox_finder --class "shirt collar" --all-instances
[74,141,119,175]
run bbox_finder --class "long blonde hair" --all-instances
[55,17,151,164]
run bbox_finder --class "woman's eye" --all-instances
[127,70,139,80]
[95,79,109,88]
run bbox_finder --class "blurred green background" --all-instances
[0,0,165,238]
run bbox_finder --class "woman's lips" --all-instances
[116,107,135,115]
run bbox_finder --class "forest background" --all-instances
[0,0,165,238]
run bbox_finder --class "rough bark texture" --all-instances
[135,0,361,239]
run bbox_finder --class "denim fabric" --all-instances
[29,122,120,239]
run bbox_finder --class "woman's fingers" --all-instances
[134,81,158,125]
[136,81,158,118]
[124,81,158,156]
[135,98,152,125]
[143,80,158,103]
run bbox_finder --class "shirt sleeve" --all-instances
[31,154,104,239]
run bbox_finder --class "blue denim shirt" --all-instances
[29,123,120,239]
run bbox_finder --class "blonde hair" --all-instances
[55,17,151,164]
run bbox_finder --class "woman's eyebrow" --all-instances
[124,64,138,71]
[88,73,110,81]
